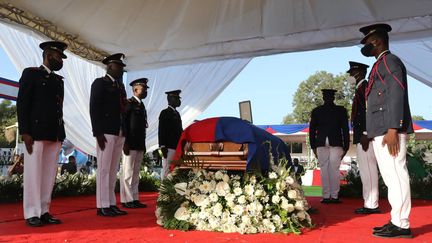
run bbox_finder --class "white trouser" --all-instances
[317,146,343,199]
[120,150,144,203]
[161,148,175,180]
[96,134,125,208]
[23,140,61,219]
[356,142,379,209]
[372,133,410,229]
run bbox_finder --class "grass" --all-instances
[302,186,322,197]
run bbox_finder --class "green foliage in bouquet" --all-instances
[156,157,313,234]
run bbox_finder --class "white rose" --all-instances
[286,176,295,185]
[174,206,189,221]
[269,172,278,179]
[227,200,235,208]
[225,193,235,202]
[215,171,224,180]
[212,203,223,217]
[297,211,306,220]
[295,200,304,211]
[238,195,246,204]
[215,181,230,196]
[256,202,263,212]
[271,195,280,204]
[280,198,289,210]
[286,203,295,212]
[244,184,254,196]
[278,167,287,176]
[287,190,298,199]
[223,174,230,182]
[198,210,208,219]
[254,189,263,197]
[155,207,161,218]
[209,193,219,202]
[156,219,163,226]
[233,205,244,215]
[276,181,286,191]
[234,187,242,196]
[174,182,188,195]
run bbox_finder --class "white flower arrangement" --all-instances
[156,158,312,234]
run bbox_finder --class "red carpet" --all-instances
[1,193,432,242]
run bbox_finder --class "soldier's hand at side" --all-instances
[360,135,369,151]
[383,128,399,157]
[96,135,107,151]
[161,147,168,158]
[22,134,34,154]
[123,143,130,156]
[312,148,317,158]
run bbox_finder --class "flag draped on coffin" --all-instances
[0,77,19,101]
[174,117,291,172]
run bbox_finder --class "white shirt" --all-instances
[106,73,116,82]
[41,64,52,74]
[356,79,367,90]
[133,95,142,104]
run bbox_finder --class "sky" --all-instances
[1,45,431,125]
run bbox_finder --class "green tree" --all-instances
[412,115,425,121]
[282,113,297,124]
[0,99,17,148]
[284,71,354,124]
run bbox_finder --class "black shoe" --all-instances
[122,202,138,208]
[330,198,342,204]
[320,198,331,204]
[40,213,62,224]
[133,200,147,208]
[372,222,413,238]
[110,205,128,215]
[355,207,381,214]
[373,221,392,232]
[97,207,116,217]
[26,217,43,227]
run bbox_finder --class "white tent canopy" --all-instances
[1,0,432,155]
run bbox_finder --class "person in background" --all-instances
[61,155,77,175]
[120,78,149,209]
[158,90,183,180]
[309,89,350,204]
[290,158,304,185]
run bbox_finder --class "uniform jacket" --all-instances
[351,80,367,144]
[124,97,147,151]
[309,103,350,150]
[158,107,183,149]
[89,75,127,137]
[17,66,66,141]
[366,52,413,138]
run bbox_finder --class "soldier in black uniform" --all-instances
[17,41,67,227]
[90,53,128,217]
[359,23,414,238]
[348,61,380,214]
[158,90,183,180]
[120,78,149,209]
[309,89,350,204]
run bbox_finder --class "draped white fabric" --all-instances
[9,0,432,70]
[0,21,251,155]
[392,37,432,88]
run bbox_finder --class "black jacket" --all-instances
[124,97,147,151]
[351,80,367,144]
[366,52,413,138]
[158,107,183,149]
[17,66,66,141]
[309,103,350,151]
[89,76,127,137]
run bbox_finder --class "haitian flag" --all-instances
[174,117,291,172]
[0,77,19,101]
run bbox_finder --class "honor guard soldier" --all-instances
[90,53,128,217]
[120,78,149,209]
[359,23,414,238]
[158,90,183,180]
[347,61,380,214]
[309,89,350,204]
[17,41,67,227]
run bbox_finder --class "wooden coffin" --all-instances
[177,141,248,171]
